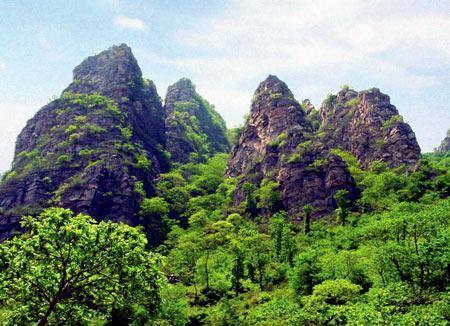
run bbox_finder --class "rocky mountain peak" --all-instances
[226,76,358,219]
[164,78,229,164]
[437,129,450,152]
[227,75,309,177]
[65,43,143,100]
[319,87,421,168]
[164,78,197,113]
[0,44,166,244]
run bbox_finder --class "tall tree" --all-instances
[303,204,313,235]
[0,208,164,325]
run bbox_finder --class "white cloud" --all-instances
[114,15,148,31]
[155,0,450,129]
[0,61,5,71]
[38,35,51,49]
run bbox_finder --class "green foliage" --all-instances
[0,208,166,324]
[256,179,282,213]
[382,114,404,130]
[335,189,350,225]
[269,92,282,100]
[140,197,170,217]
[324,93,337,106]
[2,127,449,324]
[287,153,301,164]
[64,124,78,134]
[119,127,133,141]
[340,84,351,91]
[86,123,106,134]
[133,180,146,198]
[331,148,364,182]
[345,97,360,107]
[134,152,152,171]
[269,132,287,148]
[56,154,71,165]
[78,148,94,157]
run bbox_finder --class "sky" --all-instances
[0,0,449,172]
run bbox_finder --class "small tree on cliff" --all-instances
[334,189,350,225]
[303,204,313,235]
[0,208,165,325]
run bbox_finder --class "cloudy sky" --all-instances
[0,0,449,172]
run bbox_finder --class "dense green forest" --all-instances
[0,150,448,325]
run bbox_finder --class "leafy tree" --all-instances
[0,208,165,325]
[230,247,245,297]
[303,204,313,235]
[243,182,258,218]
[334,189,350,225]
[139,197,171,246]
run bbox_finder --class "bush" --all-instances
[56,154,71,165]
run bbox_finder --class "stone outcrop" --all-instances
[0,44,167,243]
[320,87,421,168]
[436,129,450,152]
[164,78,229,164]
[226,78,422,219]
[226,76,359,219]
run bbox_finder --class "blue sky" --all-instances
[0,0,449,171]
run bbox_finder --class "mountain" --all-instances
[164,78,229,164]
[437,129,450,152]
[0,44,168,241]
[319,86,421,168]
[226,77,421,219]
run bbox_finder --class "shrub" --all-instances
[134,180,146,198]
[78,149,94,157]
[382,115,403,130]
[340,84,351,92]
[345,97,360,107]
[288,153,301,164]
[269,133,287,148]
[324,94,337,106]
[86,124,106,134]
[134,153,152,171]
[120,127,133,141]
[56,154,71,165]
[64,124,78,134]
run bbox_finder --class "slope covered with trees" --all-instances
[0,44,448,324]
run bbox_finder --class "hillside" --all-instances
[0,45,448,325]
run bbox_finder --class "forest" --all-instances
[0,42,448,325]
[0,150,448,325]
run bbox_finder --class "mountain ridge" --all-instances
[0,44,424,242]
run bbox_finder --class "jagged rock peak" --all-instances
[0,44,166,244]
[164,78,229,164]
[164,78,197,111]
[226,75,310,177]
[65,43,143,99]
[437,129,450,152]
[226,76,358,219]
[319,86,421,168]
[253,75,296,103]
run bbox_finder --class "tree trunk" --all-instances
[205,251,210,291]
[38,297,59,326]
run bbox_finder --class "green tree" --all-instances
[303,204,313,235]
[243,182,258,218]
[334,189,350,225]
[0,208,164,325]
[230,248,245,297]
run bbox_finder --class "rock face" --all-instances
[0,44,167,243]
[320,88,421,168]
[226,78,422,219]
[226,76,359,218]
[437,129,450,152]
[164,78,229,164]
